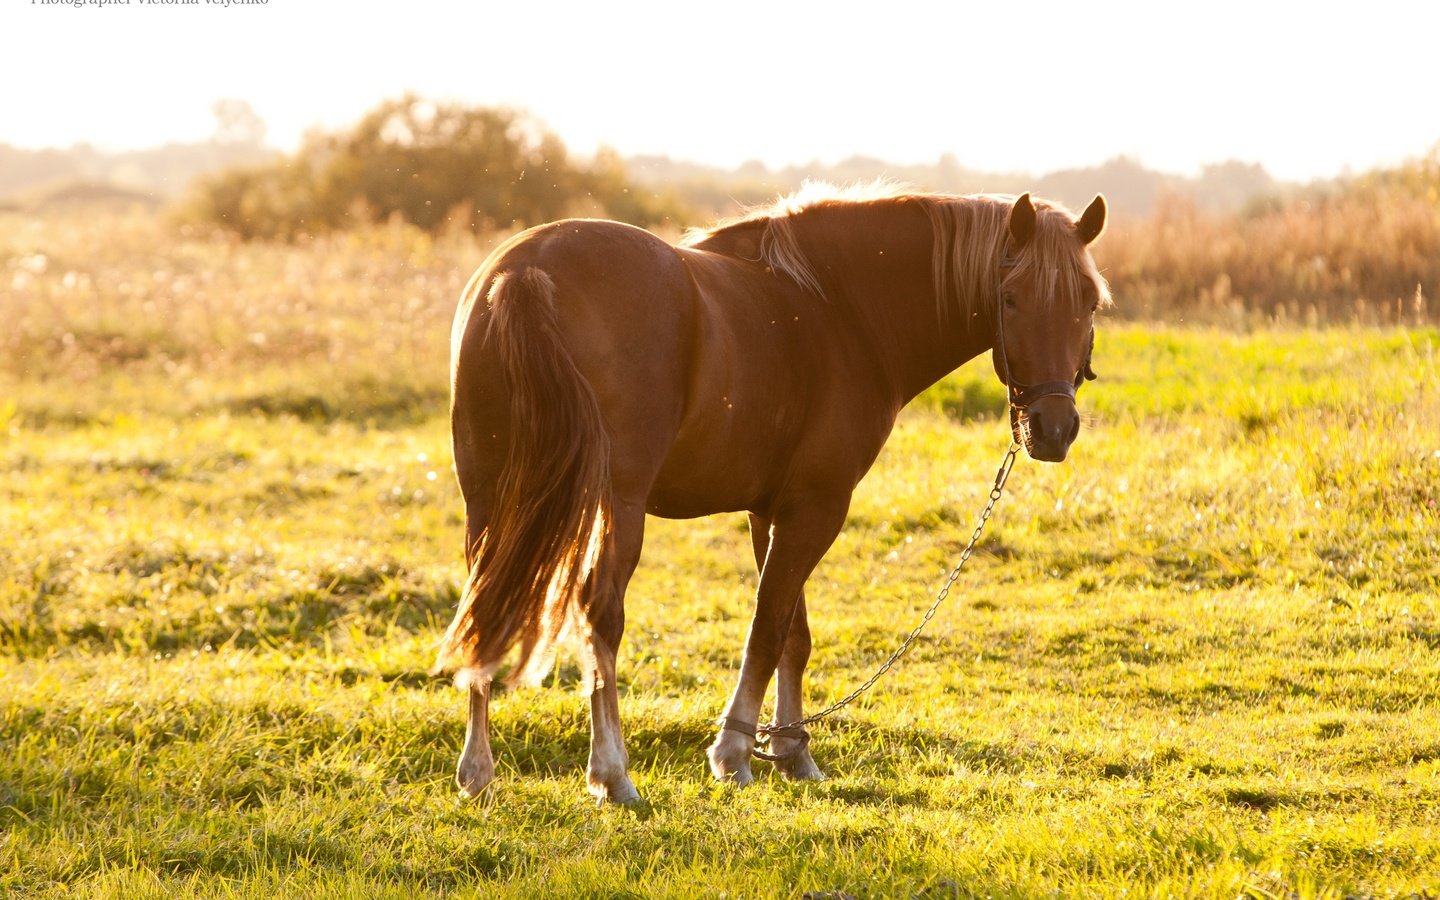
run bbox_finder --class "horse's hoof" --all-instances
[708,757,755,787]
[589,772,641,806]
[595,788,644,808]
[775,752,827,782]
[707,730,756,786]
[456,759,494,798]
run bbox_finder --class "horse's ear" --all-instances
[1076,194,1107,245]
[1009,193,1037,247]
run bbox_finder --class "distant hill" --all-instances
[0,140,277,206]
[1,137,1285,221]
[627,153,1286,220]
[10,180,164,212]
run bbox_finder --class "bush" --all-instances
[184,96,688,240]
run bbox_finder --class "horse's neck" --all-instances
[800,203,995,405]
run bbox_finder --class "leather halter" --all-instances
[993,253,1094,436]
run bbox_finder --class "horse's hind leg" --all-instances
[457,676,494,796]
[455,509,497,797]
[584,500,647,805]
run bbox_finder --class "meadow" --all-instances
[1,211,1438,898]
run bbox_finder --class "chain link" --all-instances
[753,441,1022,746]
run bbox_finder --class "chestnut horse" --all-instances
[436,185,1109,803]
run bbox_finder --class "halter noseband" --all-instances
[993,252,1093,436]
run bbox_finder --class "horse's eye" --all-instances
[1003,292,1017,308]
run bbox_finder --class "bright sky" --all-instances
[3,0,1437,181]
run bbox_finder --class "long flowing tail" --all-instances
[435,267,612,683]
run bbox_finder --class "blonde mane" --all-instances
[682,181,1111,318]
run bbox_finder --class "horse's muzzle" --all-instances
[1015,393,1080,463]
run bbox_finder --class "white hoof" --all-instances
[774,748,826,782]
[707,729,756,786]
[456,755,494,797]
[589,774,641,806]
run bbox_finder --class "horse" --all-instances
[435,184,1109,804]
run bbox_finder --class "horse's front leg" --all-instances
[735,513,825,781]
[709,502,847,786]
[769,592,826,781]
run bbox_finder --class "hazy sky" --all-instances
[4,0,1436,181]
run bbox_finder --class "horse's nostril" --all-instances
[1027,402,1080,450]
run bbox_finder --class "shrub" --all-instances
[184,96,687,240]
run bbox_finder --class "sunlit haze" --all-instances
[4,0,1437,181]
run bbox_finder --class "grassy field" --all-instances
[2,212,1439,898]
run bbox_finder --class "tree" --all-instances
[188,96,684,239]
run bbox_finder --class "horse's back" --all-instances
[455,218,690,345]
[450,217,899,519]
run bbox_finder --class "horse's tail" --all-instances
[435,267,612,684]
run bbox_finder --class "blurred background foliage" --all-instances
[179,96,688,239]
[2,95,1438,325]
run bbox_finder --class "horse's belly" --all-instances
[644,452,767,519]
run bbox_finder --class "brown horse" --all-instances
[436,185,1109,804]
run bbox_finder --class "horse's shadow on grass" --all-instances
[481,709,1045,809]
[491,713,718,780]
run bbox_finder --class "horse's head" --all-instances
[993,192,1108,463]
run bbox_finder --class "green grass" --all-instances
[2,212,1439,898]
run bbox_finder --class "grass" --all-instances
[2,211,1439,898]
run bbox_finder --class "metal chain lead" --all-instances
[753,441,1022,748]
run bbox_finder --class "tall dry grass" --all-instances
[1096,154,1440,326]
[0,211,494,424]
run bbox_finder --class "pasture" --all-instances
[1,211,1438,898]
